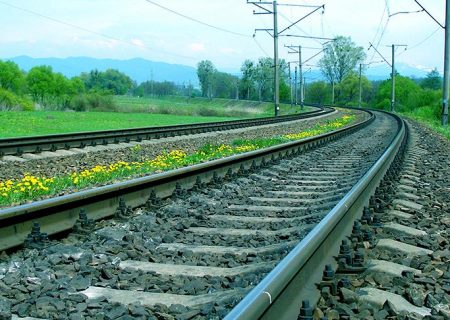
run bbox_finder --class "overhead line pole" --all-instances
[273,1,280,116]
[358,63,362,108]
[388,44,407,112]
[443,0,449,126]
[288,62,293,106]
[249,1,324,116]
[412,0,447,125]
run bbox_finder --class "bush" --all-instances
[69,93,116,112]
[0,88,34,111]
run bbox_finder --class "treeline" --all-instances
[0,59,204,111]
[0,60,138,111]
[196,58,291,102]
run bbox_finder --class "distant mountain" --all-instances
[4,56,434,85]
[304,62,433,83]
[5,56,199,85]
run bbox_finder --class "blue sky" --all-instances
[0,0,444,73]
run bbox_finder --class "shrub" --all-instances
[0,88,34,111]
[69,93,116,112]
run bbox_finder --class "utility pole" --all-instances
[389,44,407,112]
[443,0,449,125]
[298,46,304,110]
[249,1,324,116]
[288,62,293,106]
[358,63,362,108]
[303,77,306,103]
[391,45,395,112]
[413,0,447,125]
[273,1,280,116]
[294,66,298,105]
[368,42,405,112]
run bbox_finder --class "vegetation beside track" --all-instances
[0,113,355,207]
[114,95,310,118]
[0,111,236,138]
[400,105,450,140]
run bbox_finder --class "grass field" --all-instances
[0,111,236,138]
[114,95,309,117]
[401,105,450,140]
[0,96,310,138]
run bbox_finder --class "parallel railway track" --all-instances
[0,106,331,157]
[0,109,408,320]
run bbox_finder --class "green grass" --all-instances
[0,96,312,138]
[401,105,450,140]
[0,114,356,207]
[0,111,237,138]
[114,95,310,118]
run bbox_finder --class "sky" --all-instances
[0,0,445,74]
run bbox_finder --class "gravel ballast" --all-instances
[309,120,450,320]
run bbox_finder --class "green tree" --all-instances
[81,69,133,95]
[319,36,365,84]
[254,58,273,102]
[376,75,420,111]
[337,71,371,105]
[197,60,216,99]
[305,81,330,105]
[0,60,25,93]
[26,65,55,103]
[420,68,442,90]
[240,60,255,100]
[101,69,133,95]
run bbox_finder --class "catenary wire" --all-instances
[0,0,196,61]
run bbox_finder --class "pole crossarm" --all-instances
[278,5,325,35]
[413,0,445,28]
[368,42,392,67]
[254,28,274,37]
[303,48,326,64]
[283,34,335,41]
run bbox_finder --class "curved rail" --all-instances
[0,109,372,251]
[225,110,406,320]
[0,106,332,156]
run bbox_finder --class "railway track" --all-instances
[0,106,331,158]
[0,109,409,319]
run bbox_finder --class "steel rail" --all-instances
[0,109,373,251]
[0,106,332,157]
[225,110,406,320]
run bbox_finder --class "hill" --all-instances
[6,56,199,85]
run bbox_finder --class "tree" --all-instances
[337,71,371,105]
[26,65,55,103]
[305,81,330,105]
[101,69,133,95]
[319,36,365,84]
[376,74,420,111]
[80,69,133,95]
[197,60,216,99]
[421,68,442,90]
[254,58,273,102]
[240,60,255,100]
[0,60,25,93]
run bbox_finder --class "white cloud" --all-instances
[131,38,144,47]
[220,47,240,54]
[189,42,205,52]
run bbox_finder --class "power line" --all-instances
[398,26,441,57]
[413,0,444,29]
[253,37,270,56]
[0,0,195,61]
[143,0,251,37]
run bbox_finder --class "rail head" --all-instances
[224,110,406,320]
